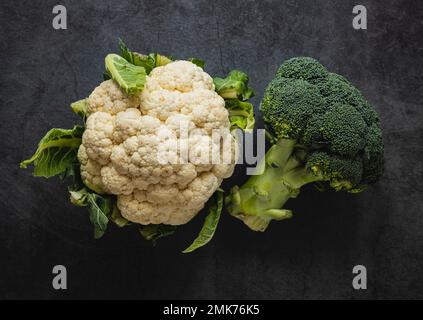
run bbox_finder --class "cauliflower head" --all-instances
[78,61,237,225]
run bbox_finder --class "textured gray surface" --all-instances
[0,0,422,299]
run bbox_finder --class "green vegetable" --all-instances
[118,39,150,69]
[69,187,113,238]
[103,71,111,81]
[214,70,254,101]
[183,190,224,253]
[110,204,130,227]
[118,39,172,74]
[119,39,204,74]
[154,54,173,67]
[139,224,178,245]
[225,99,255,131]
[214,70,255,131]
[226,57,384,231]
[105,53,147,95]
[188,58,205,69]
[20,125,83,178]
[71,99,88,122]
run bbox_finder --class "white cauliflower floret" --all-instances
[188,133,216,172]
[146,60,214,93]
[117,172,220,225]
[87,80,140,115]
[101,165,133,195]
[146,183,179,203]
[113,108,142,143]
[173,163,197,188]
[139,61,224,125]
[77,145,105,194]
[78,60,238,225]
[211,131,238,179]
[180,89,230,133]
[82,112,114,165]
[139,89,181,120]
[165,114,195,137]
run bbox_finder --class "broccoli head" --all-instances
[226,57,384,231]
[261,78,325,138]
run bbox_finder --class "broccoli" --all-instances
[226,57,384,231]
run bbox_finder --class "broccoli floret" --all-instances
[277,57,328,81]
[260,78,325,139]
[226,57,384,231]
[306,152,363,189]
[303,104,368,157]
[362,123,384,184]
[317,73,379,125]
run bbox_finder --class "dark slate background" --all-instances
[0,0,422,299]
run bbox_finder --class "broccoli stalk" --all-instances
[227,139,322,231]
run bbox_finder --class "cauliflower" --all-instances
[20,41,255,250]
[78,61,237,225]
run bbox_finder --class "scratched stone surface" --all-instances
[0,0,422,299]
